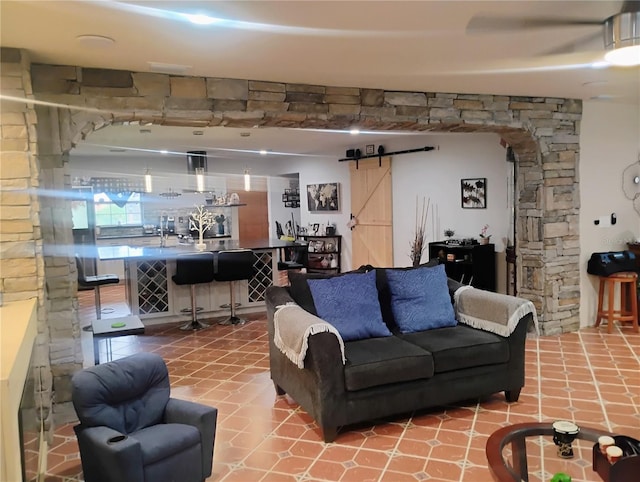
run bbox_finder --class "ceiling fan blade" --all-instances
[537,30,603,56]
[466,15,602,34]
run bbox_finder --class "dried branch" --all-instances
[409,196,430,266]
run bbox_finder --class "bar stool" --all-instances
[595,271,639,334]
[172,252,215,331]
[76,255,120,321]
[214,249,255,325]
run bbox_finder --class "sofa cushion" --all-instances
[373,259,440,329]
[344,336,434,391]
[288,266,368,315]
[385,264,457,333]
[307,270,392,341]
[398,324,509,373]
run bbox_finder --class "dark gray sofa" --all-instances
[265,267,534,443]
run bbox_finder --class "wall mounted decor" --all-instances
[282,187,300,208]
[307,183,339,211]
[461,178,487,209]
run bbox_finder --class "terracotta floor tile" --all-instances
[44,285,640,482]
[307,459,348,480]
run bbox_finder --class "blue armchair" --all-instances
[71,352,217,482]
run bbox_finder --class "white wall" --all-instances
[579,100,640,327]
[269,133,511,290]
[388,134,509,268]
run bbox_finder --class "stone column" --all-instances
[0,48,53,435]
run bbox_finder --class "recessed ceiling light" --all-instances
[140,129,152,134]
[193,130,204,136]
[109,148,127,152]
[240,132,251,137]
[75,35,115,48]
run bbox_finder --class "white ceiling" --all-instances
[2,0,639,160]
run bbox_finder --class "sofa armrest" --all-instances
[266,286,347,425]
[74,425,144,482]
[165,398,217,478]
[454,287,536,338]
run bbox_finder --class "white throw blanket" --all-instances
[454,286,538,337]
[273,303,346,369]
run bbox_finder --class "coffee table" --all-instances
[92,315,145,365]
[485,422,614,482]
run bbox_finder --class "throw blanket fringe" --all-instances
[273,303,346,369]
[454,286,538,337]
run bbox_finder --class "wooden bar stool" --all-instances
[595,271,639,333]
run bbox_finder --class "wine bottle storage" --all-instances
[136,260,169,314]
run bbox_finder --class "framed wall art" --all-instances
[461,178,487,209]
[307,182,339,211]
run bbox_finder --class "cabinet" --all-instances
[428,241,495,291]
[302,235,341,273]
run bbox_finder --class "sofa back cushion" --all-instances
[307,270,392,341]
[71,353,170,434]
[385,264,458,333]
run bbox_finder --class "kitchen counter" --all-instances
[97,238,303,261]
[99,239,299,323]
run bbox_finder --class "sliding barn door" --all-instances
[349,157,393,268]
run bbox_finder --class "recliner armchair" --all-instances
[71,352,217,482]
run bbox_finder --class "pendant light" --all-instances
[244,168,251,191]
[144,168,153,193]
[195,167,205,193]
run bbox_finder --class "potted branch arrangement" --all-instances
[189,205,214,251]
[409,196,430,267]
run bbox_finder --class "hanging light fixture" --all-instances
[195,167,206,193]
[604,4,640,66]
[244,168,251,192]
[144,168,153,193]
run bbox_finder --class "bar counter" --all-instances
[97,238,303,261]
[98,239,304,323]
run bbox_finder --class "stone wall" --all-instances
[0,59,581,426]
[0,48,54,436]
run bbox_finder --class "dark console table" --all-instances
[428,241,496,291]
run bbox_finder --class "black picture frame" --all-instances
[282,194,288,202]
[285,201,292,208]
[307,182,339,211]
[461,178,487,209]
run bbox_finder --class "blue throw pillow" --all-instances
[307,270,392,341]
[385,264,457,333]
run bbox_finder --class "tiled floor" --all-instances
[40,285,639,481]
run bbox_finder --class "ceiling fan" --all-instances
[466,1,640,66]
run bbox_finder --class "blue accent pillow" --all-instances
[307,270,392,341]
[385,264,457,333]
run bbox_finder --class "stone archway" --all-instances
[1,52,581,428]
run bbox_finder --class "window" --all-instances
[93,192,142,226]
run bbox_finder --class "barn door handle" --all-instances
[347,214,357,231]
